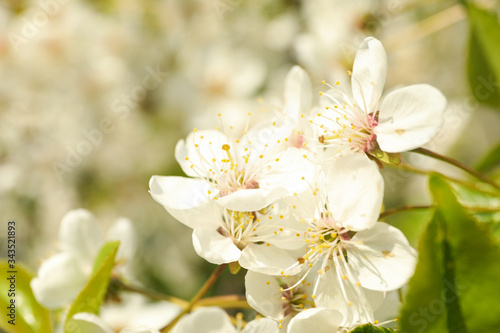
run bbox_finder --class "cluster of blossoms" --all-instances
[149,37,447,331]
[29,37,446,332]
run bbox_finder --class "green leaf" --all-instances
[64,241,120,333]
[400,174,500,332]
[92,240,121,274]
[466,3,500,107]
[475,141,500,173]
[449,181,500,238]
[0,262,52,333]
[350,323,397,332]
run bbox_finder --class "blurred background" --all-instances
[1,0,499,306]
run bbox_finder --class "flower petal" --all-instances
[347,222,417,291]
[121,328,161,333]
[171,307,235,333]
[314,264,382,325]
[149,176,219,229]
[258,148,320,198]
[101,293,181,330]
[245,270,286,319]
[59,209,104,268]
[375,84,447,152]
[72,312,114,333]
[287,308,343,333]
[243,318,279,333]
[106,218,137,264]
[351,37,387,113]
[283,66,312,118]
[175,130,229,178]
[192,227,241,265]
[216,187,287,212]
[326,153,383,231]
[239,243,302,275]
[31,253,87,309]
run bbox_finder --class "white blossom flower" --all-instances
[99,293,182,332]
[72,312,161,333]
[287,308,345,333]
[313,37,447,155]
[148,189,306,274]
[30,209,136,309]
[67,293,181,333]
[150,117,317,214]
[245,269,316,330]
[171,307,279,333]
[284,153,416,325]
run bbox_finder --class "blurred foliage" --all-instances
[467,3,500,107]
[474,140,500,174]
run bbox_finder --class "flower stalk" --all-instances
[412,147,500,191]
[161,264,228,333]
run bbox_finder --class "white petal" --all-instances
[258,148,319,198]
[260,216,308,251]
[375,84,447,152]
[326,154,383,231]
[347,222,417,291]
[175,130,229,178]
[239,243,301,275]
[100,293,181,330]
[72,312,114,333]
[171,307,235,333]
[106,218,137,263]
[121,328,161,333]
[245,271,285,319]
[284,168,326,220]
[283,66,312,118]
[31,253,87,309]
[192,227,241,265]
[287,308,342,333]
[149,176,219,229]
[243,318,279,333]
[243,118,290,159]
[314,265,382,325]
[351,37,387,113]
[59,209,104,267]
[216,187,287,212]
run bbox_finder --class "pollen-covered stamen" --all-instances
[218,209,301,252]
[316,80,380,153]
[219,210,258,249]
[279,281,314,317]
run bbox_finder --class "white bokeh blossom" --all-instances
[171,307,279,333]
[30,209,137,309]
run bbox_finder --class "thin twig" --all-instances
[380,205,434,219]
[412,148,500,191]
[161,264,227,332]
